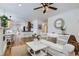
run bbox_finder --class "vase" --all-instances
[34,38,38,42]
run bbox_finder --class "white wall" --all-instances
[32,20,38,32]
[48,9,79,42]
[0,9,23,33]
[0,9,22,23]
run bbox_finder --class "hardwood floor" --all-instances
[4,46,11,56]
[4,37,33,56]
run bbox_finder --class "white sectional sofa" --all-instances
[40,39,75,56]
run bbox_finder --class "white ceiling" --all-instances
[0,3,79,22]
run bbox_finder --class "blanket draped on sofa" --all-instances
[68,35,79,55]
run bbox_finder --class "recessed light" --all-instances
[18,4,22,7]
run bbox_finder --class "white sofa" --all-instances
[40,39,75,56]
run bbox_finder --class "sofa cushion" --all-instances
[40,39,64,52]
[57,35,70,45]
[48,37,57,43]
[47,47,65,56]
[63,44,75,53]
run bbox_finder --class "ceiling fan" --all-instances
[34,3,57,14]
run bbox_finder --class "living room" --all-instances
[0,3,79,56]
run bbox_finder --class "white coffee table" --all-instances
[26,40,48,56]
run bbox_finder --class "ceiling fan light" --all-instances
[18,4,22,7]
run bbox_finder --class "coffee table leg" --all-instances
[34,51,35,56]
[45,48,48,55]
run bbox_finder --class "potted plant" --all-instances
[60,26,66,35]
[32,33,41,41]
[0,15,9,40]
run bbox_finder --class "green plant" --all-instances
[0,15,9,41]
[1,15,8,28]
[0,15,9,34]
[60,26,65,31]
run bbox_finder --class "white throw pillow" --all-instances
[56,35,70,45]
[63,44,75,54]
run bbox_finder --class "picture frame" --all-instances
[54,18,65,29]
[38,24,42,29]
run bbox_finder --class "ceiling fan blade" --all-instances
[48,3,53,5]
[34,6,43,10]
[41,3,46,7]
[41,3,45,6]
[43,9,46,14]
[48,6,57,10]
